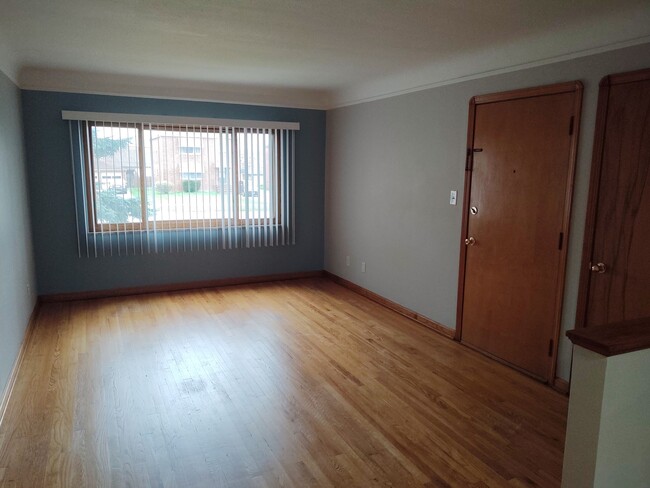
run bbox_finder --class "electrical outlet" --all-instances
[346,256,350,266]
[361,262,366,273]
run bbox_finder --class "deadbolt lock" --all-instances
[590,262,607,274]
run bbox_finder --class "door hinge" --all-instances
[569,116,575,136]
[558,232,564,250]
[548,339,554,357]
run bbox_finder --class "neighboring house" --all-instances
[95,131,273,194]
[94,145,140,190]
[149,132,212,192]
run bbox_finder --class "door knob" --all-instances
[465,236,476,246]
[590,262,607,274]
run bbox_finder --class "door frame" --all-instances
[455,81,583,383]
[575,68,650,330]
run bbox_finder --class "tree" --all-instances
[97,189,143,223]
[92,128,131,158]
[91,128,142,224]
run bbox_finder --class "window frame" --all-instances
[82,122,281,232]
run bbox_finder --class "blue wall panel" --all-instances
[22,91,325,294]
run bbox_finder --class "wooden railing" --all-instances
[566,317,650,356]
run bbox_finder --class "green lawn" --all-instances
[129,188,220,198]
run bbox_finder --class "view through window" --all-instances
[86,123,278,229]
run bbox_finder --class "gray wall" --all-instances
[22,91,325,295]
[0,71,36,397]
[325,43,650,381]
[562,347,650,487]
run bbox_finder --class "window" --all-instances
[66,112,298,256]
[179,145,201,154]
[83,123,281,230]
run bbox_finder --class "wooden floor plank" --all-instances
[0,278,567,487]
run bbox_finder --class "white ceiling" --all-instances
[1,0,649,109]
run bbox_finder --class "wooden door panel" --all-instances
[585,77,650,327]
[461,89,579,380]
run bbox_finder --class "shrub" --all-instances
[156,182,173,194]
[97,189,142,223]
[182,180,201,192]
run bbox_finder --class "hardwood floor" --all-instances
[0,278,568,487]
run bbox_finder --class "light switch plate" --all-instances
[450,190,457,205]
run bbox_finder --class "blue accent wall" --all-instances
[0,71,36,395]
[21,91,326,294]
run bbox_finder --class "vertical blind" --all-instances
[63,111,299,257]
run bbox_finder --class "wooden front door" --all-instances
[577,69,650,328]
[457,82,583,381]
